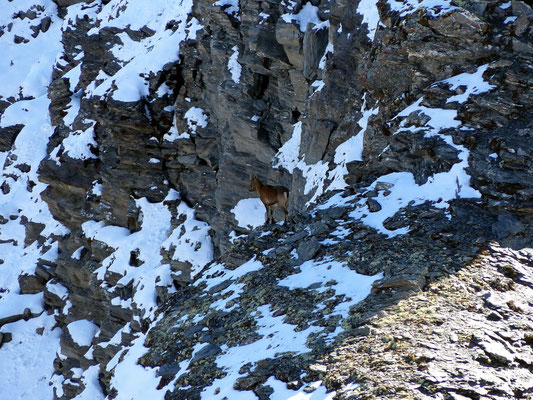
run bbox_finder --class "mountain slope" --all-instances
[0,0,532,399]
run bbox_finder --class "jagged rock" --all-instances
[22,219,46,247]
[302,24,328,80]
[372,274,426,293]
[475,336,515,365]
[18,273,45,294]
[297,237,320,261]
[13,35,28,44]
[0,332,12,349]
[0,124,23,151]
[41,16,51,32]
[492,213,525,238]
[190,343,221,362]
[35,264,54,281]
[0,308,37,328]
[366,198,382,213]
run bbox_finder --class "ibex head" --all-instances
[249,174,258,192]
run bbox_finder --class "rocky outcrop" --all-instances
[325,242,533,399]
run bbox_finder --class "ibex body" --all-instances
[249,175,289,224]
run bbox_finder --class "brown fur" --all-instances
[249,175,289,224]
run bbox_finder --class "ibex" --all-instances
[249,174,289,224]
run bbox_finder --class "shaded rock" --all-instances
[40,16,51,32]
[297,237,320,261]
[191,343,221,362]
[302,23,328,80]
[13,35,28,44]
[492,214,525,238]
[22,220,46,247]
[18,273,45,294]
[372,274,426,293]
[0,332,12,349]
[366,198,382,213]
[476,337,515,365]
[0,124,24,151]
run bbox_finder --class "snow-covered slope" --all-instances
[0,0,207,398]
[1,1,69,398]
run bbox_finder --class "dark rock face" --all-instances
[0,124,23,151]
[36,0,533,252]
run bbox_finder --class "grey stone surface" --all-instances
[297,236,320,261]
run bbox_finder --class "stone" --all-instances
[13,35,28,44]
[297,237,320,261]
[0,124,24,151]
[275,21,303,70]
[302,23,328,80]
[491,214,525,238]
[284,231,307,244]
[23,220,46,247]
[366,198,382,213]
[0,332,12,348]
[18,273,45,294]
[41,17,51,33]
[478,339,514,365]
[0,181,10,195]
[372,274,426,293]
[308,222,330,236]
[35,264,53,281]
[190,343,221,362]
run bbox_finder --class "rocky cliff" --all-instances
[0,0,532,399]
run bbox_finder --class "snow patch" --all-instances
[162,201,214,278]
[387,0,459,17]
[504,16,518,24]
[231,198,266,229]
[46,281,69,300]
[327,97,379,191]
[0,313,61,400]
[280,259,383,323]
[310,80,325,96]
[66,320,99,348]
[184,107,208,134]
[228,45,242,84]
[89,0,202,101]
[438,64,496,104]
[319,42,334,70]
[357,0,380,40]
[282,3,322,32]
[83,196,212,319]
[274,98,377,205]
[214,0,240,20]
[273,121,302,173]
[201,304,320,399]
[59,123,98,161]
[106,322,174,400]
